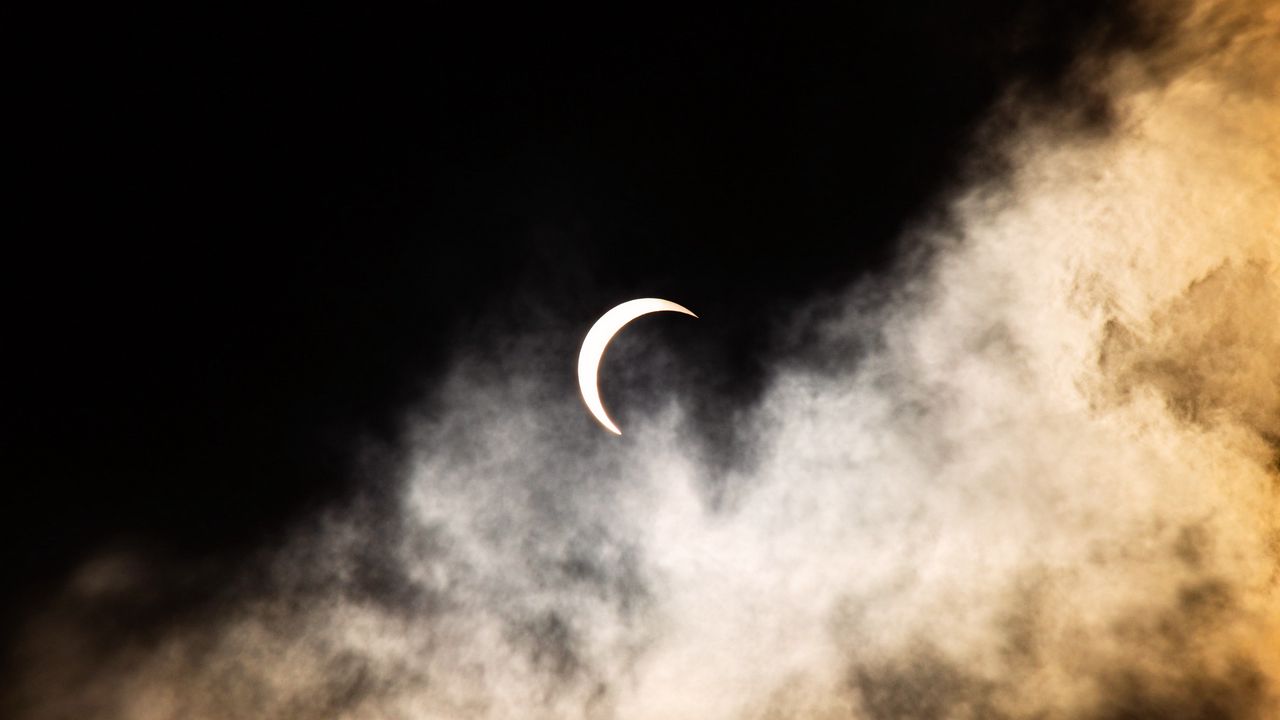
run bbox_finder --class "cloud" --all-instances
[6,1,1278,718]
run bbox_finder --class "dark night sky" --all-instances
[4,4,1162,634]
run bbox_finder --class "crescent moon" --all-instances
[578,298,697,435]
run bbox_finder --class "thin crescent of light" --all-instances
[578,298,697,435]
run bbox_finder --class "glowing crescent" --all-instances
[578,298,697,435]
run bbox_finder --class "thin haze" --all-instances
[8,1,1279,718]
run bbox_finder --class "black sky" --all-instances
[4,3,1166,632]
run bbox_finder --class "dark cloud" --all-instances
[843,576,1275,720]
[1098,261,1280,441]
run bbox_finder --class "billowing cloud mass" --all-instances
[8,1,1278,718]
